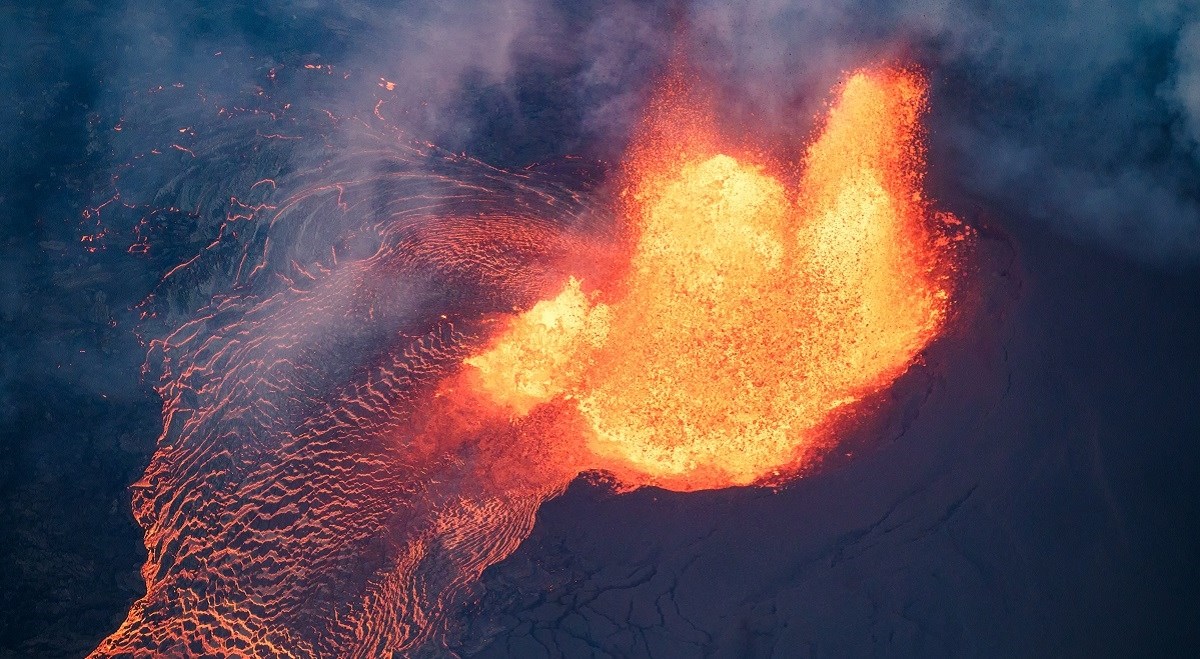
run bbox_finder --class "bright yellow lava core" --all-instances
[465,68,962,491]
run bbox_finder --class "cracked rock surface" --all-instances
[448,226,1200,657]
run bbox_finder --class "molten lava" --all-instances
[464,277,612,415]
[93,62,969,658]
[466,68,962,490]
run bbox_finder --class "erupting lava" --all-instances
[93,63,968,658]
[466,68,963,490]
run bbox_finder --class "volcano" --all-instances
[4,2,1199,657]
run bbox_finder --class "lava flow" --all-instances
[94,64,968,657]
[466,67,965,491]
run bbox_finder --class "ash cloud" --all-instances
[232,0,1200,265]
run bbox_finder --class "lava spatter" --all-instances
[466,68,966,491]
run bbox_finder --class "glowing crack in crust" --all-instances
[465,69,963,491]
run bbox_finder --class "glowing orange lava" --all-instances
[466,68,965,491]
[90,62,973,658]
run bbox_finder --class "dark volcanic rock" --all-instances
[456,225,1200,657]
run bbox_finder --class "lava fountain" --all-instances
[93,66,968,657]
[466,67,965,491]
